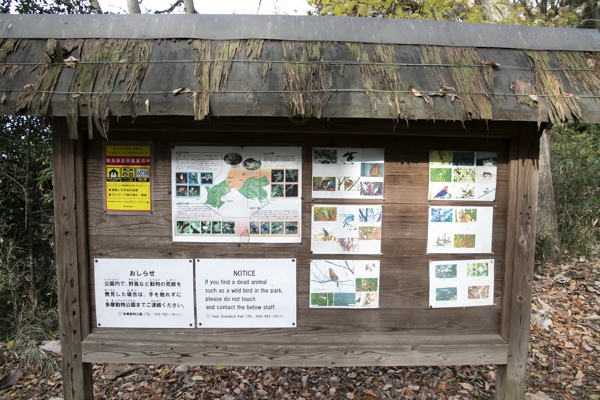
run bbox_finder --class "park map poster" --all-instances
[429,259,495,308]
[428,150,498,201]
[171,146,302,243]
[104,143,152,213]
[312,148,384,199]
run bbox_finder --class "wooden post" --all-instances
[496,122,541,399]
[53,118,94,400]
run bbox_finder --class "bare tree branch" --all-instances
[154,0,183,13]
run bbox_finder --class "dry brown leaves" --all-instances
[0,253,598,399]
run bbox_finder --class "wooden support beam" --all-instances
[52,118,94,400]
[496,122,541,399]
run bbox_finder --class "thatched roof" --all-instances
[1,14,600,138]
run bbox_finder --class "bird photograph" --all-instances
[310,261,354,292]
[433,185,451,199]
[328,268,339,287]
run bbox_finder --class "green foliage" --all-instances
[551,124,600,257]
[309,0,486,21]
[308,0,590,27]
[0,0,94,14]
[0,116,56,340]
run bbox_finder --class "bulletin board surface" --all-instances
[82,117,513,366]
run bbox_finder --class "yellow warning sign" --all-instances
[105,145,152,212]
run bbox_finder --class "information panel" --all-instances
[311,205,382,254]
[312,148,384,199]
[104,143,152,212]
[196,258,296,328]
[429,259,495,308]
[309,260,380,308]
[427,206,494,254]
[94,258,195,328]
[428,150,497,201]
[172,146,302,243]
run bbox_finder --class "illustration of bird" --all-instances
[328,268,339,287]
[434,186,450,199]
[342,151,359,164]
[322,228,330,240]
[342,214,355,228]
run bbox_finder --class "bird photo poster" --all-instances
[309,260,380,308]
[311,205,382,254]
[428,150,497,201]
[312,147,384,199]
[171,146,302,243]
[429,259,495,308]
[427,206,494,254]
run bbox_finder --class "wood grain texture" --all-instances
[81,116,519,368]
[52,119,93,400]
[496,123,541,400]
[82,334,508,366]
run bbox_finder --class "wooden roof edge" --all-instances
[1,14,599,52]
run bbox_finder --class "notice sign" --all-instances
[105,143,152,212]
[196,258,296,328]
[94,258,195,328]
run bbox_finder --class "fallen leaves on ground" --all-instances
[0,252,598,399]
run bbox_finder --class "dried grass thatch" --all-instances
[281,41,332,118]
[345,43,409,119]
[525,50,581,124]
[2,37,600,135]
[444,47,493,121]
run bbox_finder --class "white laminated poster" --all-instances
[196,258,296,328]
[309,260,380,308]
[311,205,382,254]
[94,258,195,328]
[172,146,302,243]
[312,148,384,199]
[429,259,495,308]
[427,206,494,254]
[428,150,497,201]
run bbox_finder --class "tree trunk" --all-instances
[127,0,141,14]
[91,0,103,13]
[184,0,197,13]
[588,0,600,30]
[537,129,560,252]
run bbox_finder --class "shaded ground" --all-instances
[0,252,598,400]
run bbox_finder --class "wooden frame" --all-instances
[53,117,541,400]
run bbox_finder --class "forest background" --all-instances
[0,0,599,395]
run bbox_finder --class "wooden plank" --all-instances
[90,116,520,138]
[82,332,507,366]
[82,342,507,367]
[496,122,541,399]
[52,119,93,400]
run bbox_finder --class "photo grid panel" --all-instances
[429,259,495,308]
